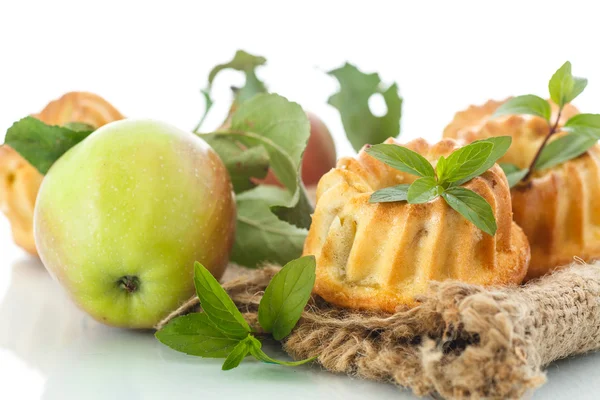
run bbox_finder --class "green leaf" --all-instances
[407,177,440,204]
[231,186,307,268]
[63,122,96,132]
[328,63,402,151]
[227,93,313,229]
[195,50,267,132]
[193,262,251,336]
[491,95,551,121]
[442,187,497,236]
[453,136,512,185]
[438,142,493,184]
[4,117,94,174]
[247,335,316,367]
[365,143,435,178]
[221,337,252,371]
[258,255,316,340]
[564,114,600,138]
[534,133,598,172]
[369,184,410,203]
[202,135,269,193]
[548,61,587,107]
[155,313,242,358]
[499,163,529,188]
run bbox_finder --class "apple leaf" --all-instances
[258,255,316,340]
[195,50,267,131]
[202,134,269,193]
[193,262,251,336]
[155,313,243,358]
[213,93,313,229]
[4,117,94,174]
[231,186,307,268]
[328,63,402,151]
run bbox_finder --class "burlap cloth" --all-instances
[156,260,600,399]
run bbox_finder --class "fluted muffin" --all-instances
[444,99,600,279]
[303,138,530,312]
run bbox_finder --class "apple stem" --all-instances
[118,275,140,293]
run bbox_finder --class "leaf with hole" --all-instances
[369,184,410,203]
[442,187,497,236]
[258,255,316,340]
[365,143,435,178]
[491,95,551,121]
[328,63,402,151]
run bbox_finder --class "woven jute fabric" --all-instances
[156,261,600,400]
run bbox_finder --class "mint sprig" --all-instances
[156,256,318,371]
[366,138,511,236]
[491,61,598,183]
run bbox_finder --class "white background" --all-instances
[2,1,600,399]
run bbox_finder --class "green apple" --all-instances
[34,119,236,329]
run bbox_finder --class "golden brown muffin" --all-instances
[303,138,530,312]
[1,92,124,256]
[444,98,600,279]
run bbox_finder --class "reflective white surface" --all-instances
[2,233,600,400]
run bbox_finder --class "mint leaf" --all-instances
[491,95,551,121]
[328,63,402,151]
[194,262,251,336]
[549,61,587,107]
[438,142,493,184]
[195,50,267,131]
[365,144,435,178]
[442,187,497,236]
[453,136,512,185]
[222,337,252,371]
[407,177,440,204]
[63,122,96,132]
[155,313,242,358]
[534,133,598,172]
[564,113,600,137]
[4,117,94,174]
[203,135,269,193]
[258,255,316,340]
[247,335,316,366]
[227,93,312,229]
[369,184,410,203]
[499,163,529,188]
[231,186,307,268]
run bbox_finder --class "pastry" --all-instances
[303,138,530,312]
[444,99,600,279]
[0,92,124,256]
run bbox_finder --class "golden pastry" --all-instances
[444,98,600,279]
[1,92,124,256]
[303,138,530,312]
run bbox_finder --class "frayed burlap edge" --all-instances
[156,261,600,400]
